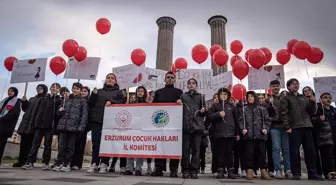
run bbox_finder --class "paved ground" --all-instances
[0,164,333,185]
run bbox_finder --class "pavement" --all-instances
[0,164,332,185]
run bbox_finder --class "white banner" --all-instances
[64,57,101,80]
[248,65,285,90]
[176,69,214,100]
[112,64,146,89]
[100,103,182,159]
[313,76,336,100]
[10,58,47,83]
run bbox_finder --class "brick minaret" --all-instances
[208,15,228,75]
[155,16,176,71]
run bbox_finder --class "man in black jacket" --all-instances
[151,71,183,178]
[280,78,323,181]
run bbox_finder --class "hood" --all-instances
[8,87,19,97]
[103,83,119,91]
[135,86,147,102]
[37,84,48,95]
[217,87,231,103]
[302,86,315,97]
[246,91,258,105]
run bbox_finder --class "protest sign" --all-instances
[64,57,101,80]
[10,58,48,83]
[100,103,182,159]
[248,65,285,90]
[112,64,146,89]
[313,76,336,100]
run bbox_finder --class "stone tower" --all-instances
[155,16,176,71]
[208,15,228,75]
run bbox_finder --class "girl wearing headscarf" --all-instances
[87,73,126,173]
[0,87,21,165]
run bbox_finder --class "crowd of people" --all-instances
[0,71,336,181]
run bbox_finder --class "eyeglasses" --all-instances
[166,76,175,79]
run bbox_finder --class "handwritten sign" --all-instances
[112,64,146,89]
[64,57,101,80]
[248,65,285,90]
[142,68,167,91]
[10,58,47,83]
[212,71,233,93]
[176,69,214,100]
[313,76,336,100]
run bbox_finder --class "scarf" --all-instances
[0,97,18,118]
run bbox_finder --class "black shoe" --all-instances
[182,173,190,179]
[228,168,237,179]
[151,170,164,177]
[170,171,178,178]
[190,173,198,179]
[124,170,133,175]
[135,171,142,176]
[292,175,301,180]
[308,175,324,181]
[12,162,24,167]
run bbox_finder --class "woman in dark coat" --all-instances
[0,87,21,165]
[13,84,48,167]
[87,73,126,173]
[71,86,90,170]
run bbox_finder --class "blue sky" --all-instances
[0,0,335,98]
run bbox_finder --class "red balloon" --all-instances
[245,49,253,61]
[267,89,272,95]
[210,44,222,57]
[292,41,311,60]
[248,49,265,70]
[96,18,111,35]
[192,44,208,64]
[232,84,247,101]
[307,47,323,64]
[287,39,298,54]
[74,46,87,62]
[230,40,243,54]
[50,56,66,75]
[213,49,229,66]
[62,39,79,57]
[171,63,177,73]
[4,56,18,72]
[131,49,146,66]
[230,55,242,66]
[260,47,272,65]
[276,49,291,65]
[174,58,188,69]
[232,60,249,80]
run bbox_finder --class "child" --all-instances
[124,86,148,176]
[22,83,61,170]
[14,84,48,167]
[0,87,21,165]
[207,87,239,179]
[238,91,271,180]
[53,83,88,172]
[311,92,336,180]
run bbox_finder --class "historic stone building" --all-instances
[155,16,176,71]
[208,15,228,75]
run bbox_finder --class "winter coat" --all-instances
[17,94,47,135]
[88,84,125,124]
[280,91,316,130]
[0,98,21,138]
[207,101,239,140]
[266,95,282,129]
[152,85,183,103]
[57,94,88,133]
[34,94,62,131]
[238,92,271,140]
[180,91,206,133]
[311,103,334,147]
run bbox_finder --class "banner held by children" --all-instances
[10,58,48,84]
[313,76,336,100]
[64,57,101,80]
[112,64,146,89]
[248,65,285,90]
[99,103,182,159]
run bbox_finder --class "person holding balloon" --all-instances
[238,91,272,180]
[87,73,126,174]
[0,87,21,166]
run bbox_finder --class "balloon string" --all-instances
[199,64,203,108]
[220,66,227,123]
[136,67,139,104]
[52,75,57,134]
[76,62,81,80]
[304,59,310,79]
[0,71,10,100]
[240,79,246,129]
[257,69,261,94]
[64,59,71,107]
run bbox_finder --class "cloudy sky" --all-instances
[0,0,335,99]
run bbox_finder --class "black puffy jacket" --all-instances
[34,94,62,131]
[311,103,333,147]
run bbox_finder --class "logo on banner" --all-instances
[151,110,170,128]
[115,110,132,128]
